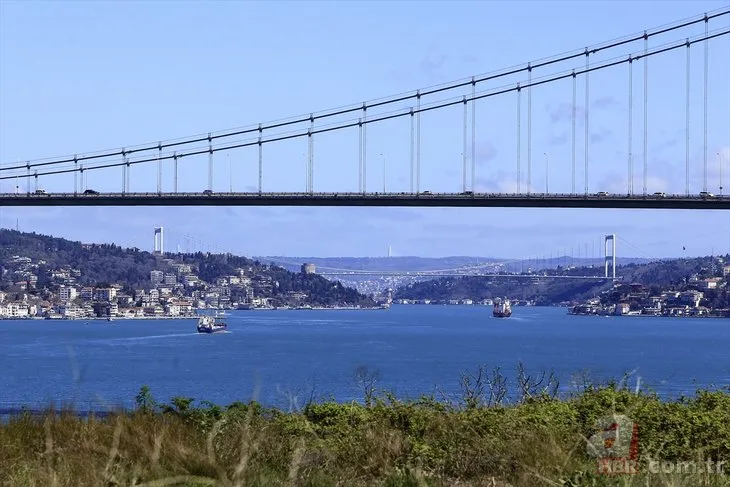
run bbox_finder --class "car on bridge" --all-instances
[203,189,213,195]
[700,191,715,198]
[595,191,608,197]
[34,189,48,196]
[83,189,99,195]
[653,192,666,198]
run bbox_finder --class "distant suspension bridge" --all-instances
[271,234,635,281]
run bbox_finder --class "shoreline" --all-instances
[0,306,389,320]
[568,312,729,318]
[0,316,198,321]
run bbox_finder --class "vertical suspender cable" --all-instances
[517,84,521,193]
[358,113,363,193]
[157,143,162,194]
[258,124,263,194]
[410,109,414,193]
[643,33,648,195]
[308,113,314,193]
[703,14,709,193]
[462,96,467,193]
[208,133,213,192]
[173,152,178,193]
[363,105,367,193]
[471,77,476,191]
[628,56,633,195]
[571,72,576,194]
[527,63,532,194]
[686,39,691,195]
[584,49,590,195]
[121,151,126,194]
[416,91,421,193]
[73,155,78,195]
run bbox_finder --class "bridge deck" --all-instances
[318,272,615,279]
[1,192,729,209]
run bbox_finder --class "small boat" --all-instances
[493,298,512,318]
[197,314,227,333]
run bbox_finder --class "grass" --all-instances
[1,366,730,486]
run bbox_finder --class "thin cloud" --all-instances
[590,126,614,144]
[549,132,568,147]
[419,50,448,79]
[596,170,670,194]
[475,170,540,194]
[546,102,585,125]
[475,140,498,165]
[592,96,619,110]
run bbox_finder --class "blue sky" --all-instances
[1,0,730,259]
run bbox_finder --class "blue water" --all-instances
[1,306,729,410]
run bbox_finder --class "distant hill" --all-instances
[393,256,728,305]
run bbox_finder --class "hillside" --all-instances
[0,229,375,307]
[395,274,612,305]
[394,256,729,305]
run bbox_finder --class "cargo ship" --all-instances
[196,314,227,333]
[492,298,512,318]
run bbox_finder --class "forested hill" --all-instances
[0,229,375,307]
[0,230,162,287]
[395,275,611,305]
[394,256,727,304]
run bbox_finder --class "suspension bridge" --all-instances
[266,234,635,282]
[2,9,729,209]
[318,271,612,280]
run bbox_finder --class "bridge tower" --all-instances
[604,234,616,279]
[153,227,164,256]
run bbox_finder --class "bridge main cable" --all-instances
[2,8,728,173]
[3,27,728,183]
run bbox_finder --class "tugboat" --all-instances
[196,314,227,333]
[492,298,512,318]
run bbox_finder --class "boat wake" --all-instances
[506,316,529,321]
[100,333,199,344]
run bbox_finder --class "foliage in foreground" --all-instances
[1,367,730,486]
